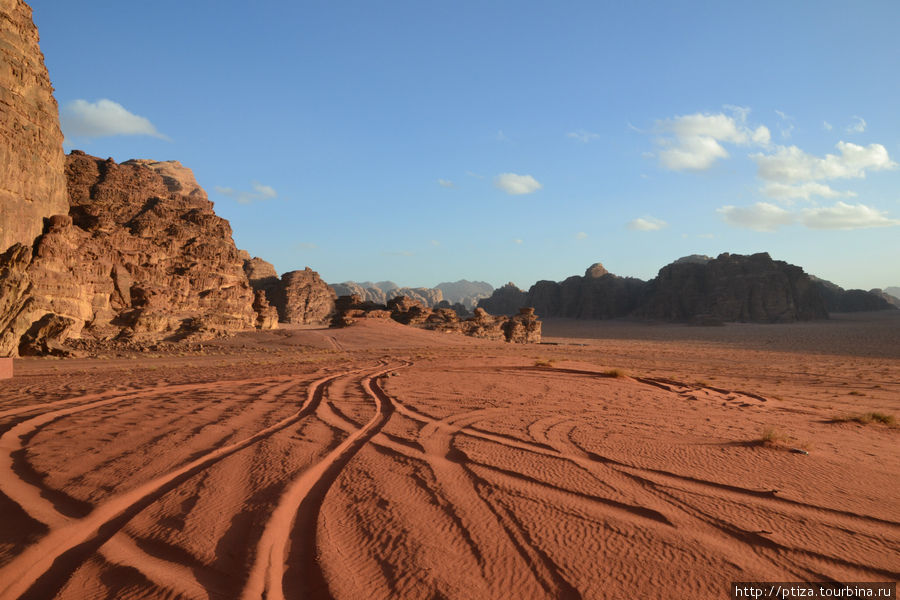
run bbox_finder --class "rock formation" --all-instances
[0,151,278,355]
[525,264,645,319]
[809,277,898,312]
[477,283,528,316]
[330,281,443,307]
[332,295,541,343]
[0,0,68,253]
[637,253,827,322]
[273,268,336,325]
[871,289,900,308]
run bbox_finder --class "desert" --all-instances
[1,312,898,599]
[3,0,900,598]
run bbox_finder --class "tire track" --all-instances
[242,365,400,600]
[0,371,356,600]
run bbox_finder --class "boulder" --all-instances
[273,268,336,324]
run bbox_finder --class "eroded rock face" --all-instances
[476,282,528,316]
[274,268,336,325]
[637,252,828,322]
[0,152,274,354]
[332,295,541,343]
[330,281,443,307]
[0,0,68,253]
[525,270,645,319]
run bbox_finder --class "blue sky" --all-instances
[30,1,900,290]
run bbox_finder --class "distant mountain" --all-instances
[329,281,442,307]
[884,287,900,302]
[809,277,897,313]
[435,280,494,309]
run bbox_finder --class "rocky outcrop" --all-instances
[637,252,827,322]
[810,277,897,312]
[330,281,443,307]
[332,295,541,343]
[0,151,277,355]
[477,283,528,316]
[0,0,68,253]
[273,268,336,325]
[525,264,645,319]
[871,289,900,308]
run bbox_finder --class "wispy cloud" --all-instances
[823,121,833,131]
[775,110,794,140]
[437,178,455,188]
[567,129,600,143]
[574,231,588,240]
[215,182,278,204]
[61,99,168,140]
[383,250,415,257]
[717,202,794,232]
[761,182,854,203]
[654,108,770,171]
[753,142,896,184]
[494,173,542,195]
[846,116,867,134]
[513,238,524,245]
[627,216,668,231]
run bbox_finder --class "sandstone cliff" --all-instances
[525,263,645,319]
[273,268,336,324]
[809,277,898,313]
[476,282,528,315]
[330,281,443,307]
[0,151,277,356]
[637,252,827,322]
[0,0,68,253]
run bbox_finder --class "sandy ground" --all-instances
[0,313,897,599]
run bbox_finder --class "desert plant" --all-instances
[830,412,896,426]
[534,358,555,367]
[601,368,627,378]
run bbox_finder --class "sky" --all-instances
[29,0,900,290]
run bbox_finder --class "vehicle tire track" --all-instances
[242,365,400,600]
[0,371,355,600]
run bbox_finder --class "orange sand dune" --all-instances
[0,315,897,599]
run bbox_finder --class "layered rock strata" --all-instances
[0,0,68,253]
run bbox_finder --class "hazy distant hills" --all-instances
[329,279,493,310]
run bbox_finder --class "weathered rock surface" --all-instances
[273,268,336,325]
[871,289,900,308]
[637,253,827,322]
[477,282,528,316]
[0,151,279,355]
[330,281,443,307]
[525,264,645,319]
[332,294,540,343]
[0,0,68,253]
[809,277,898,312]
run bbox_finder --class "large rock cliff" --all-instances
[0,151,273,355]
[636,252,828,322]
[0,0,68,253]
[525,263,645,319]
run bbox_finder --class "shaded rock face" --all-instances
[333,295,541,343]
[526,272,645,319]
[476,282,528,316]
[273,268,335,325]
[637,252,828,323]
[809,277,898,313]
[0,0,68,253]
[870,289,900,309]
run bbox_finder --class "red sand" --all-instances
[0,314,897,599]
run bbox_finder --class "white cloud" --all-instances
[215,182,278,204]
[800,201,900,229]
[627,216,668,231]
[655,110,770,171]
[717,202,794,232]
[761,181,854,202]
[61,99,168,140]
[823,121,833,131]
[567,129,600,143]
[430,240,440,246]
[754,142,896,183]
[494,173,542,195]
[513,238,524,245]
[847,116,867,134]
[437,178,455,188]
[575,231,588,239]
[718,201,900,231]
